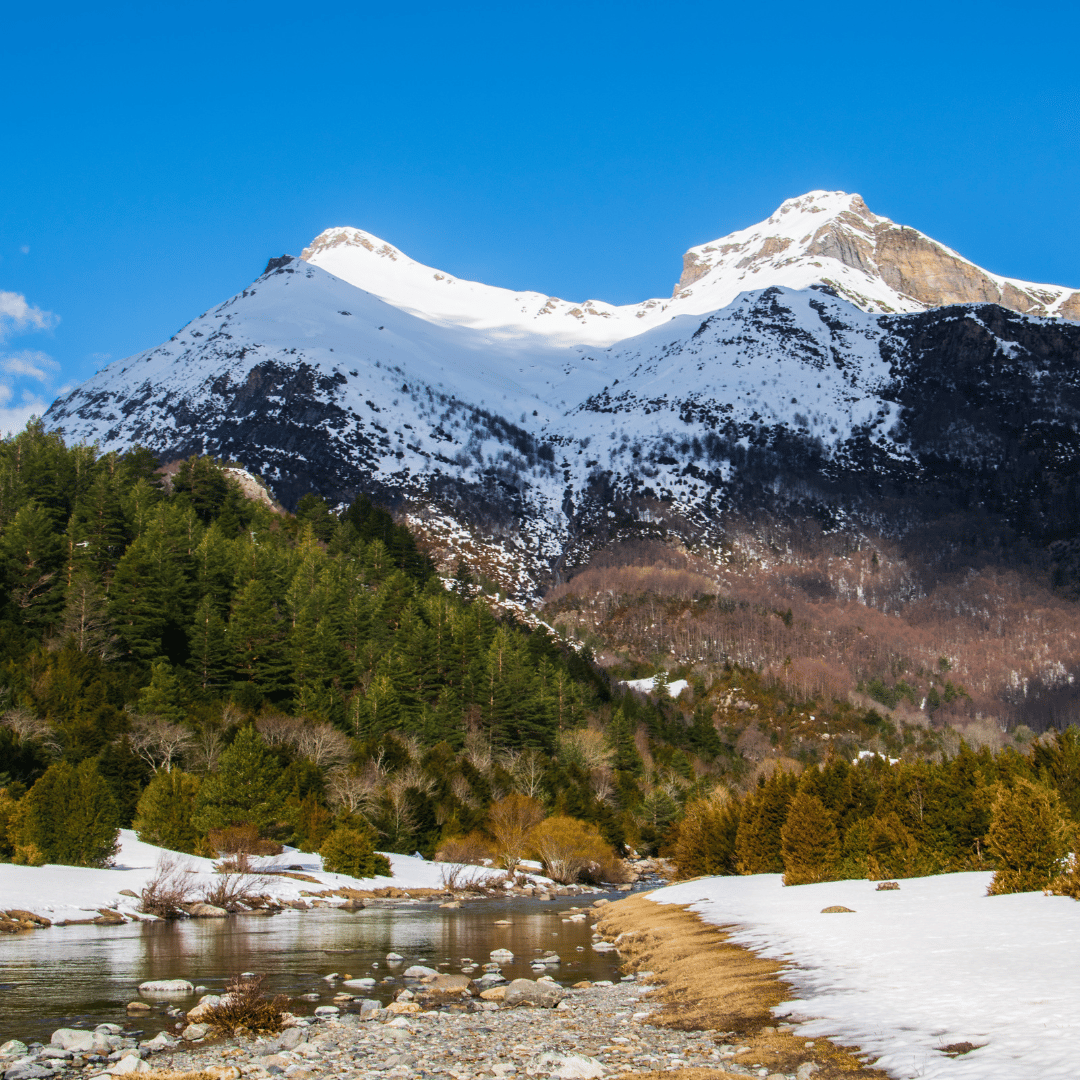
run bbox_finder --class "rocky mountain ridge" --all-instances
[44,193,1080,595]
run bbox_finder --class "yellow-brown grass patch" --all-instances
[596,893,888,1079]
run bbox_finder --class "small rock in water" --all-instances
[125,1003,151,1014]
[343,978,377,990]
[314,1006,340,1017]
[0,1042,29,1058]
[385,952,404,962]
[489,948,514,963]
[402,965,438,978]
[137,980,193,995]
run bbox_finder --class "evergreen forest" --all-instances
[2,421,1080,900]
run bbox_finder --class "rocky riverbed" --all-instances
[0,978,813,1080]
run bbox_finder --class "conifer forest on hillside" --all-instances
[2,420,1080,900]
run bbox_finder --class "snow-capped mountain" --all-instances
[45,192,1080,593]
[302,191,1080,334]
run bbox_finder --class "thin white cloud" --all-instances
[0,291,58,343]
[1,349,59,383]
[20,246,29,255]
[0,396,48,437]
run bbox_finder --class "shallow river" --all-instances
[0,894,627,1045]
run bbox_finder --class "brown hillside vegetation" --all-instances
[596,894,887,1079]
[546,520,1080,737]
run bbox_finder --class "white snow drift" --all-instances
[650,872,1080,1080]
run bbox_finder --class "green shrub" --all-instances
[320,823,388,878]
[134,769,201,853]
[19,759,120,867]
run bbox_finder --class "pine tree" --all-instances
[3,502,64,631]
[780,789,841,885]
[19,759,120,867]
[735,770,796,874]
[226,577,290,700]
[59,569,119,660]
[188,595,229,692]
[673,788,740,878]
[134,769,201,853]
[137,660,186,723]
[191,726,286,836]
[987,779,1071,895]
[97,736,151,826]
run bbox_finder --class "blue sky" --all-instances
[2,0,1078,434]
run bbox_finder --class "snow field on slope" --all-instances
[564,288,909,460]
[0,830,528,922]
[650,873,1080,1080]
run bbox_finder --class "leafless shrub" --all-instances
[439,861,491,892]
[256,714,351,771]
[140,853,197,918]
[327,765,380,818]
[129,714,194,773]
[207,824,283,860]
[462,726,492,773]
[436,831,496,867]
[1,707,61,754]
[590,766,616,804]
[559,729,614,772]
[203,866,271,911]
[501,747,548,800]
[188,726,227,774]
[200,973,288,1034]
[487,794,545,871]
[293,721,351,770]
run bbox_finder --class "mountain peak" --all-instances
[675,190,1080,320]
[301,226,409,266]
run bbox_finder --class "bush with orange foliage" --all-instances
[527,814,626,884]
[435,831,496,866]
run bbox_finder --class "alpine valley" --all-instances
[44,191,1080,733]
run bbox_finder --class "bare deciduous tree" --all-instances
[327,765,381,817]
[1,707,61,754]
[128,714,194,773]
[487,793,545,872]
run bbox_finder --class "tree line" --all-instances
[674,729,1080,896]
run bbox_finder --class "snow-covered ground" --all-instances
[650,872,1080,1080]
[0,830,522,923]
[620,676,690,698]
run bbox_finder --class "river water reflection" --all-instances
[0,894,626,1044]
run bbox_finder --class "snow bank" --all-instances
[650,872,1080,1079]
[0,830,521,922]
[621,676,690,698]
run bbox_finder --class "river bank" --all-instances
[0,890,865,1080]
[0,976,810,1080]
[0,832,657,932]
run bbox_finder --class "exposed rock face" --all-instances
[679,192,1080,321]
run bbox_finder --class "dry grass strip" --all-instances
[595,893,888,1079]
